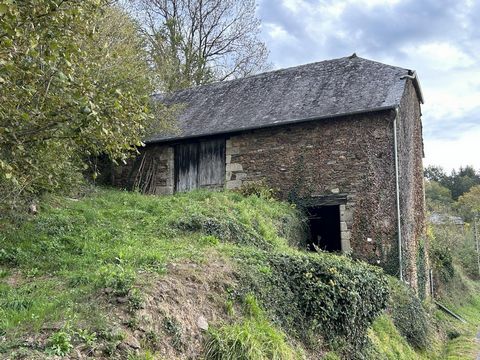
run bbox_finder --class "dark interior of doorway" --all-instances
[307,205,341,252]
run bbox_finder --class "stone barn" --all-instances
[111,55,426,289]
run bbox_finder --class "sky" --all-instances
[257,0,480,172]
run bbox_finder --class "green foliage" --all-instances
[244,293,262,319]
[235,249,389,357]
[425,180,454,213]
[368,315,428,360]
[200,235,221,246]
[455,230,480,280]
[458,185,480,221]
[0,2,167,210]
[435,280,480,360]
[1,188,396,358]
[128,351,155,360]
[46,330,73,356]
[76,328,97,347]
[128,288,145,311]
[424,165,480,201]
[205,294,300,360]
[172,191,304,250]
[97,263,136,296]
[430,240,455,283]
[235,180,278,201]
[163,316,184,351]
[427,224,457,285]
[205,319,300,360]
[388,278,429,350]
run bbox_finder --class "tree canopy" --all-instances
[458,185,480,221]
[424,165,480,200]
[0,1,165,210]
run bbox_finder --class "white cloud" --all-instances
[264,23,296,41]
[403,42,475,71]
[424,127,480,171]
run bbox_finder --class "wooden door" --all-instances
[198,139,226,188]
[174,139,225,192]
[175,142,199,192]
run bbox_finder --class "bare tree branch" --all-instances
[129,0,270,91]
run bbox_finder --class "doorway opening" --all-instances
[307,205,341,252]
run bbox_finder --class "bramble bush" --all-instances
[235,250,389,357]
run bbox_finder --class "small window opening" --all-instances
[307,205,341,252]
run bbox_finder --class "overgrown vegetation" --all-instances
[0,2,170,211]
[1,166,480,358]
[388,277,429,350]
[205,294,302,359]
[233,249,389,357]
[0,188,390,358]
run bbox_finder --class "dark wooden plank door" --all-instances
[175,142,199,192]
[198,139,225,188]
[174,139,225,192]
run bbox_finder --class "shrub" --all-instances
[388,277,429,350]
[98,263,136,296]
[173,214,272,250]
[128,288,144,311]
[236,250,389,357]
[235,180,277,201]
[430,241,454,282]
[46,330,73,356]
[205,319,300,360]
[76,328,97,347]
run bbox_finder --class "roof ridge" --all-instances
[148,55,419,143]
[153,55,410,97]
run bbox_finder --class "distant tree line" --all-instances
[424,165,480,220]
[425,165,480,200]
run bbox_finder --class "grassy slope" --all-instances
[1,188,479,359]
[435,272,480,360]
[0,188,305,358]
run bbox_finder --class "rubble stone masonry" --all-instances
[110,79,425,289]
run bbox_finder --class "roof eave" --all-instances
[145,105,397,145]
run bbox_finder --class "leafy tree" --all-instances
[458,185,480,221]
[0,1,164,210]
[424,165,480,200]
[449,166,480,200]
[424,165,448,185]
[130,0,270,91]
[424,180,453,213]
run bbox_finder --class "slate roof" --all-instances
[147,55,423,143]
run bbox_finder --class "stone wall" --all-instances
[108,96,425,287]
[397,79,426,291]
[225,111,399,266]
[112,144,174,195]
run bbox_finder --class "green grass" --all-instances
[369,315,429,360]
[1,187,479,359]
[0,188,304,355]
[433,266,480,360]
[204,294,303,360]
[437,294,480,360]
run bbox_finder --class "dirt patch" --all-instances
[3,271,26,288]
[113,255,236,359]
